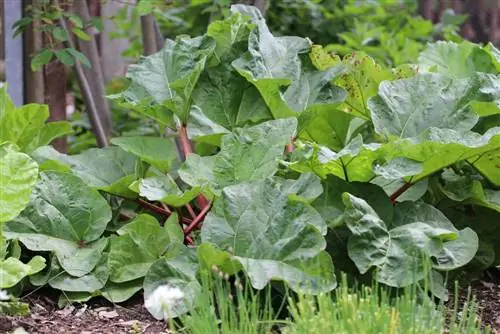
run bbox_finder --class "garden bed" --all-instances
[1,277,499,334]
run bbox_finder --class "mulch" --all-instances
[1,276,499,334]
[0,293,167,334]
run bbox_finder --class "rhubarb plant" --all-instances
[3,5,500,320]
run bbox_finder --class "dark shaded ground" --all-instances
[0,292,167,334]
[1,277,499,334]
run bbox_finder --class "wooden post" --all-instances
[24,0,44,104]
[4,0,24,105]
[418,0,434,20]
[490,0,499,44]
[73,0,112,137]
[44,60,68,152]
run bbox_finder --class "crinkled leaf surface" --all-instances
[0,256,45,288]
[312,175,393,228]
[201,176,336,293]
[108,214,183,283]
[130,175,201,207]
[0,143,39,223]
[418,41,496,78]
[206,11,253,65]
[111,136,178,172]
[309,47,397,120]
[109,35,215,123]
[294,127,500,184]
[188,63,272,144]
[368,73,481,139]
[437,169,500,212]
[180,118,297,195]
[32,146,140,198]
[143,250,200,320]
[297,108,356,152]
[4,171,111,276]
[231,5,312,119]
[0,87,72,153]
[342,193,478,287]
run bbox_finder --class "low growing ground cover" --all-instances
[1,4,500,333]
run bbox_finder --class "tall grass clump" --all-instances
[169,270,489,334]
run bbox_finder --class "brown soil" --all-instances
[0,293,167,334]
[455,279,500,332]
[1,276,499,334]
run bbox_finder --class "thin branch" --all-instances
[55,3,108,147]
[184,202,212,235]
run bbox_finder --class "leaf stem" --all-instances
[183,202,212,235]
[284,137,296,154]
[185,203,197,219]
[178,125,193,156]
[185,235,194,245]
[389,181,413,203]
[135,199,192,225]
[177,124,210,209]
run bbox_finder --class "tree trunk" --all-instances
[490,0,499,44]
[44,59,68,152]
[418,0,433,20]
[466,0,489,43]
[72,0,112,138]
[141,14,158,56]
[24,0,44,104]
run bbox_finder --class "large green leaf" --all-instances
[469,149,500,186]
[4,171,111,276]
[188,63,272,145]
[206,11,254,65]
[108,35,216,124]
[342,193,478,287]
[111,136,178,172]
[368,73,482,139]
[297,108,357,152]
[418,41,496,78]
[180,118,297,195]
[313,175,393,228]
[0,256,45,288]
[201,176,335,293]
[309,47,397,120]
[108,214,183,283]
[437,169,500,212]
[231,5,312,119]
[0,87,72,153]
[32,146,141,198]
[129,175,201,207]
[0,143,39,223]
[441,205,500,267]
[293,127,500,184]
[32,254,109,292]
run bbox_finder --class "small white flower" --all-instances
[0,289,9,301]
[145,285,185,320]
